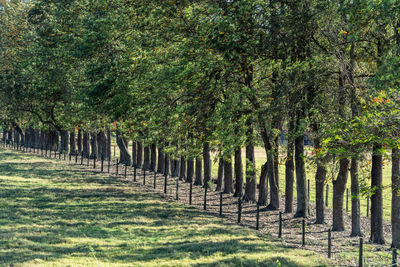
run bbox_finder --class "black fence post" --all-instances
[328,229,331,258]
[164,174,168,194]
[302,219,306,247]
[256,202,260,230]
[189,182,192,205]
[143,169,146,185]
[87,154,90,166]
[81,152,84,165]
[175,178,178,200]
[75,152,78,164]
[393,249,398,267]
[237,197,242,224]
[69,152,71,161]
[107,157,110,173]
[154,171,157,189]
[134,166,137,182]
[278,212,282,238]
[116,159,119,175]
[203,186,207,210]
[346,188,349,213]
[101,156,104,172]
[220,192,223,217]
[93,155,96,169]
[326,184,329,207]
[358,237,363,267]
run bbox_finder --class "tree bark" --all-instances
[294,134,308,217]
[186,158,194,183]
[203,143,211,188]
[267,151,280,210]
[77,129,82,153]
[132,141,137,167]
[83,132,90,157]
[215,158,223,191]
[332,158,349,231]
[243,144,256,202]
[60,130,69,153]
[164,152,169,176]
[315,163,327,224]
[157,145,164,173]
[350,158,362,236]
[233,147,243,197]
[143,145,150,170]
[173,159,180,177]
[392,148,400,248]
[116,131,131,165]
[106,129,111,160]
[223,156,233,194]
[370,144,385,244]
[97,131,107,159]
[150,144,157,171]
[194,157,203,186]
[179,156,186,181]
[70,132,76,154]
[136,141,143,168]
[258,162,268,205]
[285,139,294,213]
[90,133,97,159]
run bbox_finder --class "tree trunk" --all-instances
[150,144,157,171]
[243,144,256,202]
[186,158,194,183]
[70,132,76,155]
[215,158,223,191]
[332,158,349,231]
[267,151,280,210]
[116,131,131,165]
[285,139,294,213]
[274,146,279,189]
[258,162,268,205]
[157,145,164,173]
[164,152,169,176]
[350,158,362,236]
[194,157,203,186]
[370,144,385,244]
[77,129,82,153]
[106,129,111,160]
[223,157,233,194]
[132,141,137,167]
[170,158,175,176]
[173,159,180,177]
[203,143,211,188]
[136,141,143,168]
[83,132,90,157]
[233,147,243,197]
[97,131,107,159]
[294,135,308,218]
[90,133,97,159]
[179,156,186,181]
[143,145,150,170]
[315,163,327,224]
[392,148,400,248]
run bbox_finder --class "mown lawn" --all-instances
[0,149,331,267]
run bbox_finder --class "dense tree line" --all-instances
[1,0,399,247]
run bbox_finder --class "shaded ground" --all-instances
[0,149,330,267]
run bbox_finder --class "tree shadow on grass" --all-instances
[0,152,328,266]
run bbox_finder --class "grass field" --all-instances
[0,149,332,266]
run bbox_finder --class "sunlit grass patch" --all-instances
[0,149,331,266]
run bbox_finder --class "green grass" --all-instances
[0,149,332,266]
